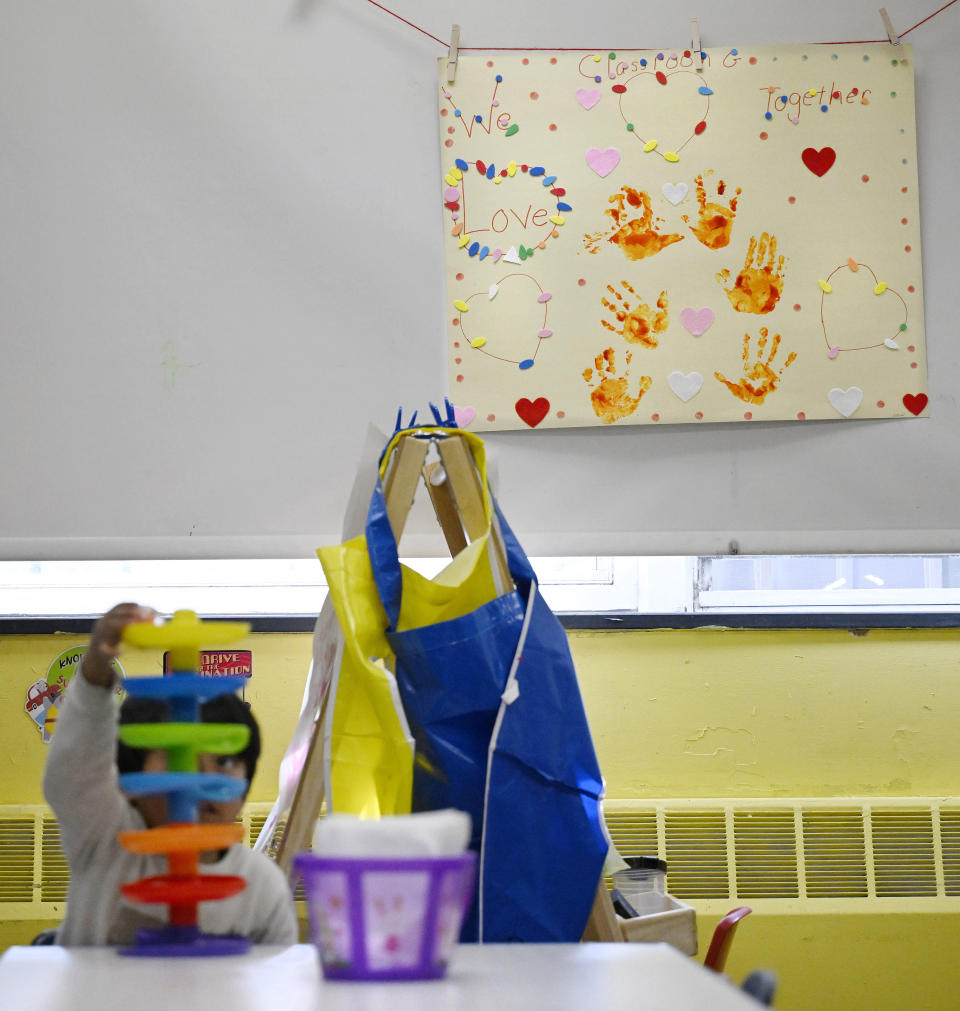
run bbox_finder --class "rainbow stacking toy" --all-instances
[116,610,252,957]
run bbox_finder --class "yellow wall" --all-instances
[4,625,960,1008]
[8,626,960,806]
[1,633,313,806]
[570,627,960,798]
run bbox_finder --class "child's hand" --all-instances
[83,602,156,688]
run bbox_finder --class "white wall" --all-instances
[1,1,956,559]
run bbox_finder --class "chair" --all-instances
[741,968,778,1005]
[703,906,752,973]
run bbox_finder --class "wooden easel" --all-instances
[273,429,613,940]
[273,431,509,873]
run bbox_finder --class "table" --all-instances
[0,943,761,1010]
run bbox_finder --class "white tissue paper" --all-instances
[312,809,471,858]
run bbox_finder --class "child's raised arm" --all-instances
[43,602,156,867]
[82,603,157,688]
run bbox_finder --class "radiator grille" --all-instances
[871,808,938,897]
[40,817,69,903]
[733,810,799,899]
[604,798,960,905]
[0,818,34,902]
[801,808,869,897]
[5,799,960,918]
[604,809,657,859]
[941,808,960,896]
[663,810,729,899]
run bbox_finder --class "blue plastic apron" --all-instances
[365,457,607,942]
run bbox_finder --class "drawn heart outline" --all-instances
[444,159,568,260]
[515,397,550,428]
[801,146,836,177]
[902,392,928,416]
[615,69,710,159]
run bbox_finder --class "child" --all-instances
[43,602,298,946]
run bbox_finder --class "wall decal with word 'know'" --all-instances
[438,45,925,430]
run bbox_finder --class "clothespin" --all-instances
[690,18,703,70]
[879,8,901,45]
[447,24,460,83]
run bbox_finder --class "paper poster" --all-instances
[25,646,124,743]
[163,649,252,700]
[438,44,926,430]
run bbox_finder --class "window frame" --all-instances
[1,555,959,633]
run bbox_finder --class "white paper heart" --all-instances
[662,182,688,205]
[576,88,602,111]
[503,246,522,265]
[488,284,499,301]
[828,386,863,418]
[668,371,704,402]
[884,338,899,350]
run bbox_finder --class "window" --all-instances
[698,555,960,613]
[0,555,958,620]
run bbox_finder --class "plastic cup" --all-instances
[611,858,668,916]
[295,852,477,981]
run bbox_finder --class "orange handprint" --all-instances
[582,346,652,423]
[714,327,797,405]
[584,186,684,261]
[716,232,786,314]
[600,282,669,348]
[684,173,741,250]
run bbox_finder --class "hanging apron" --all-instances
[360,428,608,942]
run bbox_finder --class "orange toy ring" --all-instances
[119,823,243,854]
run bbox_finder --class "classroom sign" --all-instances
[438,44,926,430]
[163,649,252,700]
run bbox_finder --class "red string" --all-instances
[902,0,959,36]
[364,0,957,50]
[364,0,446,46]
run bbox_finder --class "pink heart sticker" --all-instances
[576,88,602,111]
[827,345,840,359]
[585,147,621,178]
[454,405,476,428]
[679,306,715,337]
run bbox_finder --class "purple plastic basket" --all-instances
[295,851,477,981]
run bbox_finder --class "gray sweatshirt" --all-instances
[43,667,298,946]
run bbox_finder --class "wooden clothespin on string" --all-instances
[447,24,460,83]
[690,18,703,70]
[879,8,901,45]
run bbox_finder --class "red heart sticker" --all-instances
[801,146,836,177]
[515,397,550,428]
[902,392,928,416]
